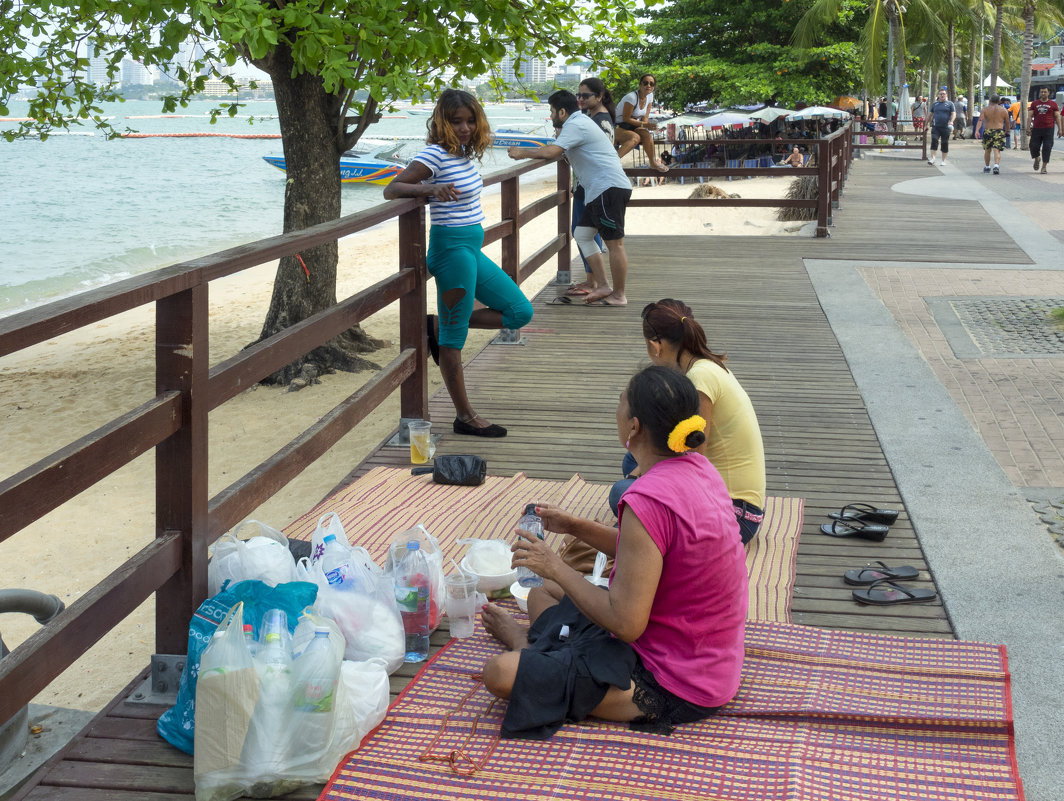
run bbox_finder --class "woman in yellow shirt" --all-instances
[609,299,766,543]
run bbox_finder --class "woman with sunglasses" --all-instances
[610,299,766,544]
[614,73,669,173]
[384,89,533,437]
[565,78,619,297]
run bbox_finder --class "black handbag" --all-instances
[410,454,486,486]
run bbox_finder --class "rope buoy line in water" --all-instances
[120,132,282,139]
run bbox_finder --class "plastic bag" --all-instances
[385,524,444,631]
[295,557,405,674]
[157,580,318,755]
[194,603,260,801]
[192,607,390,801]
[308,512,351,567]
[208,520,297,597]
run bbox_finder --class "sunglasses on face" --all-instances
[642,81,655,87]
[576,92,596,100]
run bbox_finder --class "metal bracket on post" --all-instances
[127,654,185,705]
[553,269,571,286]
[387,417,416,447]
[492,328,527,346]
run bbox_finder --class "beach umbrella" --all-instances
[896,84,912,126]
[695,112,754,130]
[785,106,852,121]
[749,106,794,123]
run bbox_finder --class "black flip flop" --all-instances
[827,503,900,526]
[852,580,936,605]
[426,314,440,366]
[819,519,888,541]
[548,296,575,305]
[843,562,919,586]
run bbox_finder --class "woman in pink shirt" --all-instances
[481,365,748,739]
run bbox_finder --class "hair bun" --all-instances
[685,430,706,449]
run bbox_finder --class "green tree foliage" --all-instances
[620,0,865,108]
[1,0,643,381]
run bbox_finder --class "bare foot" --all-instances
[584,291,627,307]
[582,286,614,304]
[481,603,529,650]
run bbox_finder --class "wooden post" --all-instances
[398,205,428,422]
[154,285,209,654]
[557,160,572,285]
[816,138,831,237]
[500,176,519,284]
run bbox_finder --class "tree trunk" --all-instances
[989,0,1004,93]
[251,45,385,386]
[968,31,977,118]
[947,22,957,102]
[1019,6,1035,148]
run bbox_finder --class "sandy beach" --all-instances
[0,173,803,712]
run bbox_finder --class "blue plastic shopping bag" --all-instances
[156,579,317,754]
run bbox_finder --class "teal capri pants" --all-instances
[427,223,533,349]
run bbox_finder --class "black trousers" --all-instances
[1029,127,1055,163]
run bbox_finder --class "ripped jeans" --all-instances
[427,223,533,349]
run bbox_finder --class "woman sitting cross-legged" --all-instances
[480,365,748,740]
[609,299,766,544]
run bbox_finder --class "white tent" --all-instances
[982,74,1014,89]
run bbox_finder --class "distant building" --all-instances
[84,42,112,85]
[499,49,550,86]
[121,58,153,87]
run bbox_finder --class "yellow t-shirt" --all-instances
[686,359,766,508]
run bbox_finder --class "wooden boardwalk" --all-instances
[11,156,1027,800]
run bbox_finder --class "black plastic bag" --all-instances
[410,455,486,486]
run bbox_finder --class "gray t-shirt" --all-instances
[554,111,630,204]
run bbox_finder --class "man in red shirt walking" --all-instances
[1027,87,1064,174]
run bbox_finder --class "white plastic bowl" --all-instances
[509,581,530,612]
[461,555,517,593]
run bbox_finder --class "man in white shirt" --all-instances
[508,90,632,306]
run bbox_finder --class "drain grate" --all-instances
[925,296,1064,358]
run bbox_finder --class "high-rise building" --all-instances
[121,58,154,86]
[85,42,113,85]
[499,48,550,86]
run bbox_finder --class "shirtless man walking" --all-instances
[977,95,1009,174]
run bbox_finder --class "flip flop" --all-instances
[843,561,919,586]
[852,580,936,605]
[584,299,626,307]
[828,503,900,526]
[819,520,888,541]
[548,296,576,305]
[564,285,593,297]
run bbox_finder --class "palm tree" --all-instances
[794,0,946,107]
[1017,1,1064,145]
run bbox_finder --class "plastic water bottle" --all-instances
[243,623,258,657]
[394,541,430,662]
[320,533,351,587]
[293,628,339,713]
[258,609,291,674]
[516,504,545,588]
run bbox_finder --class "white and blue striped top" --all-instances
[411,144,485,227]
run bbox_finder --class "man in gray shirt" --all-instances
[927,89,956,166]
[508,90,632,306]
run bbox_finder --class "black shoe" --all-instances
[426,314,440,366]
[453,416,507,437]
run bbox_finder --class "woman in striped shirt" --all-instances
[385,90,532,437]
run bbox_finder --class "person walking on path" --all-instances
[509,89,632,307]
[614,74,670,173]
[911,95,927,131]
[1026,87,1064,174]
[384,89,533,438]
[977,95,1009,174]
[927,89,956,166]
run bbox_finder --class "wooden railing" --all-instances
[0,158,570,725]
[851,124,929,160]
[627,123,855,237]
[0,122,856,725]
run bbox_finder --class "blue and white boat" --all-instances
[490,127,555,148]
[262,140,408,185]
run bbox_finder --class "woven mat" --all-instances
[320,621,1020,801]
[284,466,803,622]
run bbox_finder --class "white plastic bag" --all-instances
[295,558,405,674]
[385,524,445,632]
[308,512,351,567]
[208,520,297,596]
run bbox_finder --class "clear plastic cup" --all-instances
[444,573,478,638]
[408,420,434,464]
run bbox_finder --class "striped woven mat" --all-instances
[284,466,803,622]
[320,620,1020,801]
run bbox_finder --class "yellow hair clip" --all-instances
[667,415,706,453]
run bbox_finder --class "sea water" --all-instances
[0,99,552,318]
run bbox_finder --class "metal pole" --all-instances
[979,18,984,107]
